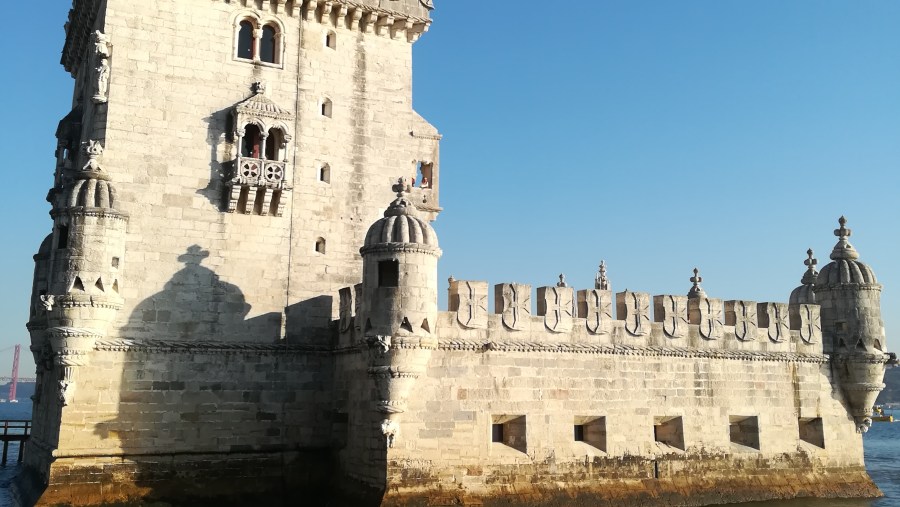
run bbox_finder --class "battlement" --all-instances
[438,280,823,356]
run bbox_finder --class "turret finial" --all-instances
[557,274,568,288]
[801,248,818,286]
[688,267,707,299]
[252,81,267,95]
[830,216,860,261]
[595,260,610,291]
[384,178,416,217]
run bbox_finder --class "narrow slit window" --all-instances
[319,164,331,183]
[321,98,333,118]
[57,226,69,249]
[315,237,326,254]
[491,424,504,443]
[325,31,337,49]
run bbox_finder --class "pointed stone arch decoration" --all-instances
[226,82,294,216]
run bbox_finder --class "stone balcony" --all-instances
[225,156,291,217]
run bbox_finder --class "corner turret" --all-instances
[358,179,442,446]
[816,217,889,432]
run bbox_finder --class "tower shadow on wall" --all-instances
[197,107,233,211]
[90,245,315,506]
[126,244,281,341]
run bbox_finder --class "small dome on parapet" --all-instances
[64,178,119,209]
[362,179,439,251]
[817,217,878,287]
[790,249,818,304]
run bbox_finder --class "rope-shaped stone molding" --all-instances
[93,338,829,364]
[439,339,830,364]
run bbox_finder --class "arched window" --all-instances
[237,20,255,60]
[266,128,283,161]
[242,124,262,158]
[260,24,278,64]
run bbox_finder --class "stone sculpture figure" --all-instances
[381,419,399,448]
[654,295,688,338]
[92,31,111,104]
[496,283,531,331]
[339,287,353,333]
[617,291,651,336]
[82,140,104,172]
[726,300,758,341]
[578,289,613,335]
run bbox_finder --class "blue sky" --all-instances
[0,1,898,374]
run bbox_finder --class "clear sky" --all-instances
[0,1,897,374]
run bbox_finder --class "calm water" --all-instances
[0,401,896,507]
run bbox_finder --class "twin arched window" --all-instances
[236,17,281,65]
[241,124,287,162]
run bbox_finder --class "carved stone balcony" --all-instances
[225,156,291,217]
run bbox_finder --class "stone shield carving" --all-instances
[496,283,531,331]
[538,286,574,333]
[726,300,758,342]
[451,280,488,329]
[690,297,723,340]
[791,303,822,345]
[759,302,789,343]
[578,289,613,335]
[617,291,650,337]
[654,295,688,338]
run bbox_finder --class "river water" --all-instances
[0,401,896,507]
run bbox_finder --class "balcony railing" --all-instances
[231,156,287,189]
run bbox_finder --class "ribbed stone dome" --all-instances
[817,260,877,286]
[363,193,438,248]
[817,217,878,287]
[789,249,818,304]
[65,178,118,209]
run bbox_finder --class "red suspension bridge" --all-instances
[0,345,36,402]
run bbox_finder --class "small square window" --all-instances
[378,260,399,287]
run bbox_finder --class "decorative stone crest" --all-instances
[449,280,488,329]
[578,289,613,335]
[82,140,104,173]
[654,295,688,338]
[495,283,531,331]
[758,302,789,343]
[791,303,822,344]
[726,300,758,341]
[538,286,574,333]
[617,291,651,337]
[92,31,111,104]
[689,297,724,340]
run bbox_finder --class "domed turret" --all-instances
[359,182,441,338]
[815,217,890,432]
[358,179,442,447]
[65,178,118,208]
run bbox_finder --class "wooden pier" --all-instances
[0,420,29,465]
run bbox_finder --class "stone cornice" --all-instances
[93,338,331,355]
[61,0,101,76]
[91,338,828,364]
[438,339,830,364]
[302,0,431,42]
[359,243,442,257]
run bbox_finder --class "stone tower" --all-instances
[358,180,441,441]
[816,217,890,432]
